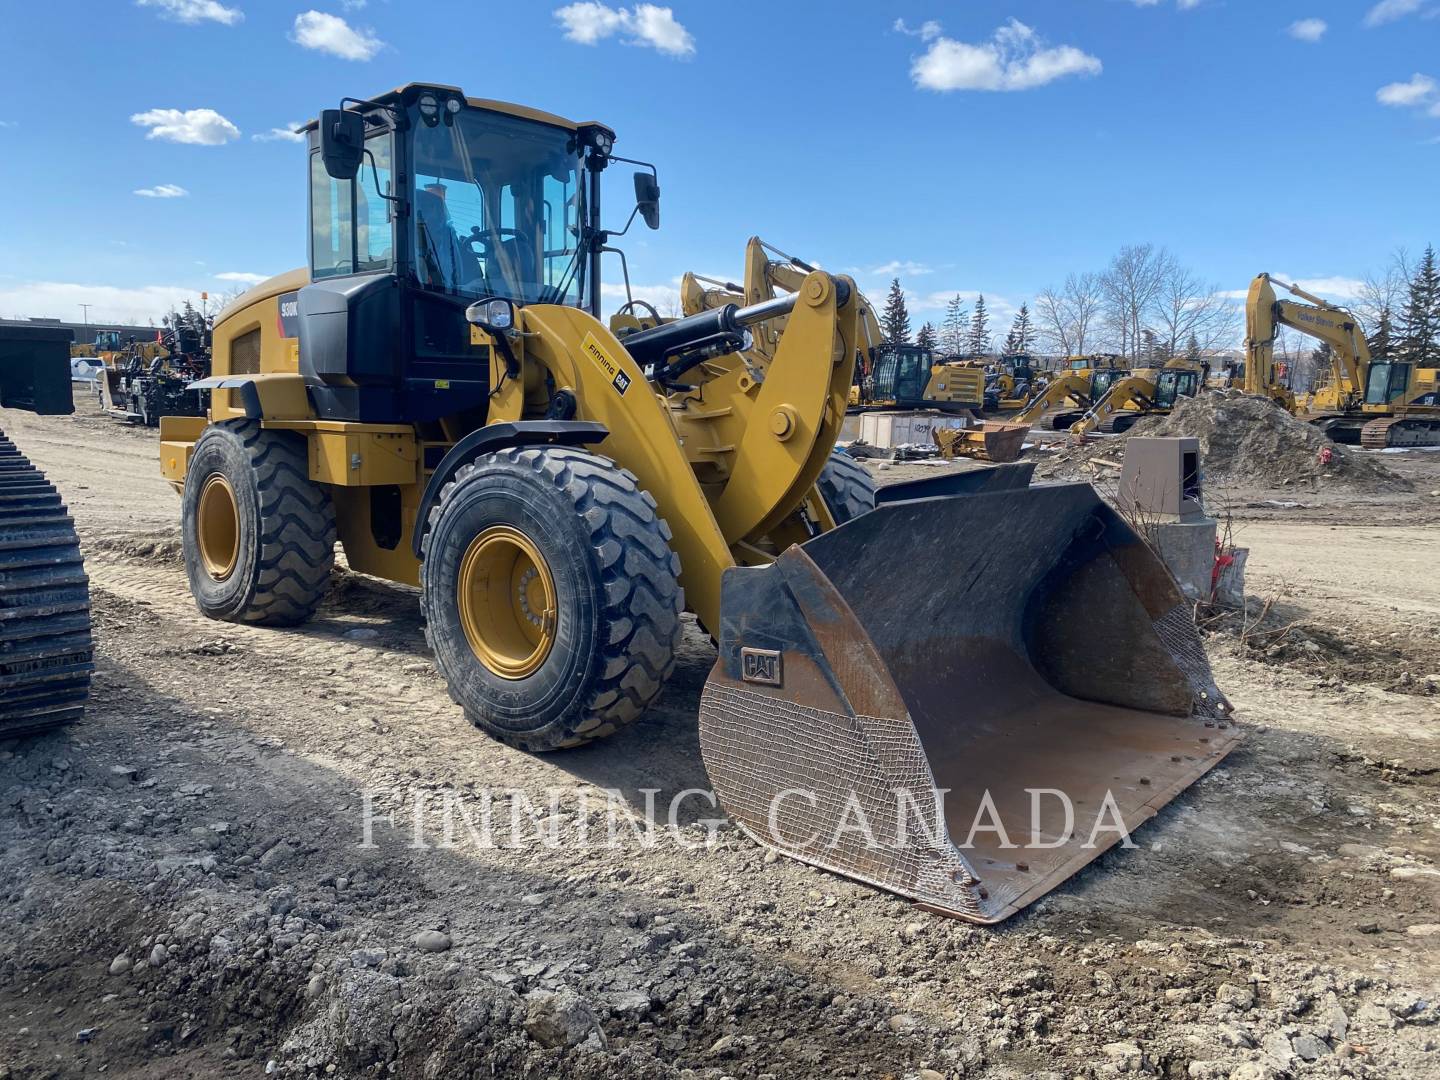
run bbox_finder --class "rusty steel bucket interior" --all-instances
[699,481,1240,923]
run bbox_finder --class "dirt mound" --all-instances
[1039,392,1411,493]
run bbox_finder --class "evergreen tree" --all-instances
[1185,332,1201,360]
[915,322,937,351]
[940,294,968,355]
[1002,304,1033,356]
[881,278,911,344]
[1368,305,1395,362]
[967,294,990,356]
[1398,244,1440,367]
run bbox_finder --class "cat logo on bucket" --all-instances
[581,333,631,396]
[740,647,783,687]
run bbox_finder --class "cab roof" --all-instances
[300,83,611,138]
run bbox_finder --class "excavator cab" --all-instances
[868,343,933,405]
[1153,368,1200,409]
[1090,367,1127,398]
[1364,361,1411,407]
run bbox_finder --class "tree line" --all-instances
[874,241,1440,381]
[881,281,1035,358]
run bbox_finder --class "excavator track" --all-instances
[0,430,93,738]
[1359,415,1440,450]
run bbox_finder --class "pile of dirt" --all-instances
[1038,392,1412,493]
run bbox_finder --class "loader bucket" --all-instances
[699,482,1239,923]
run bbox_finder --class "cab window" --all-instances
[310,153,355,279]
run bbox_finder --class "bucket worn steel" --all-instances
[699,481,1239,923]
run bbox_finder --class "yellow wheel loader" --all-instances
[160,84,1237,922]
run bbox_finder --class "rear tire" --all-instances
[420,446,682,751]
[181,421,335,626]
[817,450,876,524]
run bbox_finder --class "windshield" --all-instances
[411,109,586,306]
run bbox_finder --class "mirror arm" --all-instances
[598,244,634,309]
[361,149,401,205]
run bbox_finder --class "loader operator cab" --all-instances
[301,83,657,424]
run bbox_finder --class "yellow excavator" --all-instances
[1067,361,1204,436]
[681,239,987,413]
[1012,366,1130,430]
[1245,273,1440,447]
[158,83,1237,923]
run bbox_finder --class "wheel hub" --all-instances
[196,473,240,581]
[457,525,557,679]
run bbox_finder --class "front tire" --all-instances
[817,450,876,524]
[181,421,336,626]
[420,446,683,751]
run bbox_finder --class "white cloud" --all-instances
[555,3,695,57]
[1287,18,1327,42]
[136,0,242,25]
[893,18,942,41]
[0,281,205,325]
[1128,0,1202,7]
[910,19,1101,93]
[868,260,934,278]
[291,11,384,61]
[1376,73,1437,106]
[214,272,267,285]
[130,107,240,145]
[133,184,188,198]
[252,124,305,143]
[599,279,683,315]
[1365,0,1423,27]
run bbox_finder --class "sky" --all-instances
[0,0,1437,340]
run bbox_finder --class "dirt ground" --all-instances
[1,395,1437,1080]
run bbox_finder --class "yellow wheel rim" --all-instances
[457,525,557,680]
[196,473,240,581]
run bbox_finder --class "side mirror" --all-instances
[320,108,364,181]
[633,171,660,230]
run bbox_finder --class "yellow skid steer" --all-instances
[160,84,1237,922]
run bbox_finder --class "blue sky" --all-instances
[0,0,1436,339]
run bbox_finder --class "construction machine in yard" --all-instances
[1067,362,1204,436]
[1012,366,1131,431]
[1245,274,1440,448]
[0,325,95,738]
[99,305,212,426]
[161,84,1238,922]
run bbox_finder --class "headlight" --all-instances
[484,299,512,329]
[445,97,461,115]
[418,94,440,124]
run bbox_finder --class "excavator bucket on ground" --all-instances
[699,481,1239,923]
[934,421,1031,463]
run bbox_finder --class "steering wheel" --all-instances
[617,299,662,326]
[464,227,522,254]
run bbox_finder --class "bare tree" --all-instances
[1099,244,1172,360]
[1154,263,1233,358]
[1353,247,1411,337]
[1034,271,1103,357]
